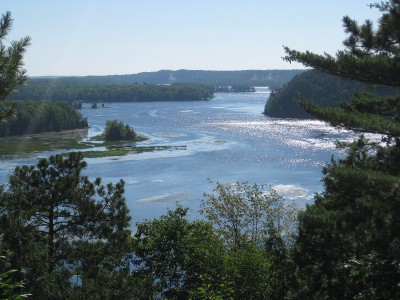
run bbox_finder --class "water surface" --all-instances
[0,88,364,224]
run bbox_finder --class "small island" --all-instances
[62,120,186,159]
[91,120,141,142]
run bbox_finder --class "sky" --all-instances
[4,0,383,76]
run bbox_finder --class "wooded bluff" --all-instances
[264,70,398,118]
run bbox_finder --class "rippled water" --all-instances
[0,88,369,223]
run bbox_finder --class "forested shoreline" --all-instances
[0,101,87,137]
[10,83,214,102]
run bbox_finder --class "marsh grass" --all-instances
[64,145,186,158]
[0,129,92,155]
[0,128,184,159]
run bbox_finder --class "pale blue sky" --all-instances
[4,0,382,76]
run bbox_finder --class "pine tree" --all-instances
[283,1,400,299]
[0,11,30,101]
[0,153,137,298]
[0,11,30,121]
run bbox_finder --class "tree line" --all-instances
[0,101,87,137]
[10,83,214,103]
[24,69,304,89]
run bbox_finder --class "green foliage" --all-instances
[0,167,300,299]
[338,254,396,300]
[291,139,400,298]
[201,180,298,249]
[10,82,214,102]
[226,246,273,300]
[0,11,30,121]
[201,181,299,299]
[0,153,139,299]
[299,96,400,135]
[0,101,88,137]
[104,120,137,141]
[0,130,92,156]
[190,274,235,300]
[0,11,31,101]
[0,255,31,300]
[133,206,226,299]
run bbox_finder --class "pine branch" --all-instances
[298,98,400,136]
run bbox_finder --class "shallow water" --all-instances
[0,88,368,224]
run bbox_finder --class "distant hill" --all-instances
[264,70,398,119]
[26,69,304,89]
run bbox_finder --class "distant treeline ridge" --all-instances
[10,83,214,102]
[27,69,304,89]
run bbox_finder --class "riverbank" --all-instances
[0,128,91,156]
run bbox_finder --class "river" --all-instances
[0,88,363,224]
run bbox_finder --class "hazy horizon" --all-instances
[29,67,307,78]
[5,0,381,76]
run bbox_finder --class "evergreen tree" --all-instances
[0,153,138,299]
[0,11,30,101]
[283,1,400,298]
[104,120,137,141]
[0,11,30,120]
